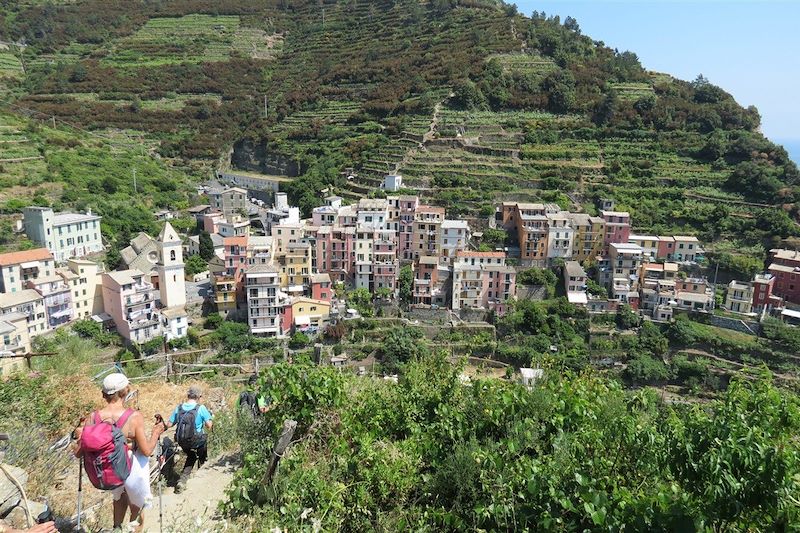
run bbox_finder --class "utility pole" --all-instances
[264,95,268,119]
[133,168,137,194]
[711,259,720,311]
[51,116,56,129]
[322,8,325,29]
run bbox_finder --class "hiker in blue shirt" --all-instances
[164,386,213,493]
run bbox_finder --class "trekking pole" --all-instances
[72,416,86,533]
[76,459,83,532]
[155,414,165,533]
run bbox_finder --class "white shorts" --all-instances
[111,451,153,509]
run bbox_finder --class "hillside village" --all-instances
[0,172,797,376]
[2,1,800,530]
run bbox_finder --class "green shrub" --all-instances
[288,331,311,350]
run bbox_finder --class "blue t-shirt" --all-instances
[169,402,213,434]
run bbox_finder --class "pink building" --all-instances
[451,251,516,315]
[768,249,800,305]
[752,273,783,311]
[656,236,675,260]
[202,212,225,234]
[412,256,450,307]
[315,226,355,284]
[394,195,419,261]
[601,210,631,253]
[101,269,160,343]
[311,273,332,302]
[312,196,342,226]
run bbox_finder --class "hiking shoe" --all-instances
[174,480,186,494]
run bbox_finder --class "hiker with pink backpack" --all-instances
[73,373,165,533]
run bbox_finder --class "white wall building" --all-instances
[156,222,187,340]
[440,220,471,260]
[23,207,103,262]
[381,174,403,192]
[0,289,48,337]
[245,264,282,336]
[546,212,574,263]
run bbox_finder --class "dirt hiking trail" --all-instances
[143,454,238,532]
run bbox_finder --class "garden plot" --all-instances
[0,114,47,185]
[275,101,361,132]
[487,52,560,81]
[102,15,282,67]
[609,82,655,101]
[398,144,538,189]
[30,92,223,112]
[0,48,23,79]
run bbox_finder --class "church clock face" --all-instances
[148,251,158,263]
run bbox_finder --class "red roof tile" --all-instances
[0,248,53,266]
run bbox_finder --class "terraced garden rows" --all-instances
[273,101,362,132]
[29,92,223,112]
[0,114,47,188]
[0,49,23,79]
[101,14,281,68]
[609,82,655,101]
[487,52,560,82]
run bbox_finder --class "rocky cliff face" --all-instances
[231,139,300,177]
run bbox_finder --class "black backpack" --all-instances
[239,391,259,417]
[175,405,199,449]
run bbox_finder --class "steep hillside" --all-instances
[1,0,798,265]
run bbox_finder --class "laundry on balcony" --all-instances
[50,308,73,319]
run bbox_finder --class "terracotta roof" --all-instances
[0,248,53,266]
[223,235,248,246]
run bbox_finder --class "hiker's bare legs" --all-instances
[128,504,144,533]
[113,490,129,527]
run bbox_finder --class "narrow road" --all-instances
[144,454,238,532]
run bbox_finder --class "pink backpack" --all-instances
[80,409,134,490]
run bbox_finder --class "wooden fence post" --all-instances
[258,419,297,502]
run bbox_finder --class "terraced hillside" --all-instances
[1,0,798,266]
[0,111,195,253]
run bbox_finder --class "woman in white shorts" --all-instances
[75,374,164,533]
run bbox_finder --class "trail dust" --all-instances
[144,454,238,532]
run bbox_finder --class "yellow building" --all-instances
[209,256,237,315]
[212,274,237,315]
[289,297,331,332]
[61,259,104,319]
[278,242,312,291]
[569,213,605,263]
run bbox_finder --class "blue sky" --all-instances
[513,1,800,143]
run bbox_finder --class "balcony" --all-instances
[126,293,151,306]
[46,296,71,308]
[133,281,153,293]
[40,283,69,296]
[129,317,159,329]
[0,341,21,352]
[128,307,149,321]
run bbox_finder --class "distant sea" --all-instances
[776,139,800,165]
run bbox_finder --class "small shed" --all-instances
[519,367,544,388]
